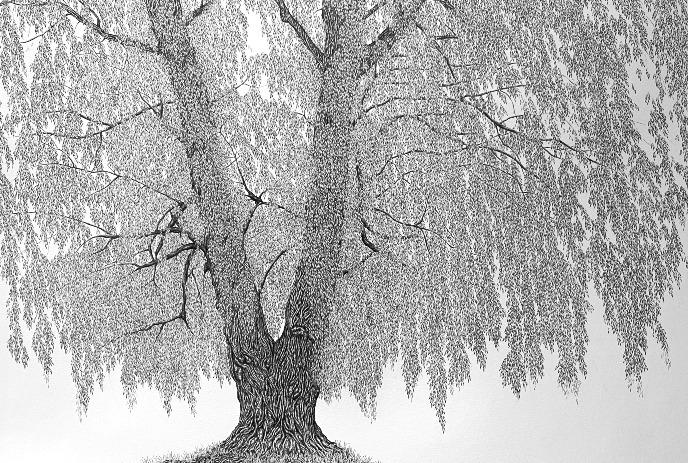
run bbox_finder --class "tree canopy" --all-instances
[1,0,687,429]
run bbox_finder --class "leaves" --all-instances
[1,0,686,427]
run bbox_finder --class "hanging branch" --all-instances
[39,99,176,140]
[40,162,185,205]
[0,1,159,53]
[3,211,114,241]
[110,244,198,343]
[58,0,159,53]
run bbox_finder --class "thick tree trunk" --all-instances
[221,333,334,454]
[146,2,361,458]
[222,50,358,454]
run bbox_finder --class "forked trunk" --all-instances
[146,2,358,459]
[222,332,335,455]
[222,53,357,456]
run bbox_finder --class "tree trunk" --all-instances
[222,38,358,455]
[221,332,334,455]
[222,47,358,454]
[145,2,359,458]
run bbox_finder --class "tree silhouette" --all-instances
[1,0,686,459]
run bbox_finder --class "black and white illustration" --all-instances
[1,1,687,462]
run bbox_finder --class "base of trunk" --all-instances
[215,333,338,460]
[221,419,338,456]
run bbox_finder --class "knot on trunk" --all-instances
[289,324,315,343]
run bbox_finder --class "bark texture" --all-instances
[144,2,362,457]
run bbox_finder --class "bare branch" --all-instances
[4,1,159,52]
[274,0,325,70]
[220,127,303,223]
[20,18,64,43]
[373,206,456,250]
[341,251,374,277]
[82,233,121,254]
[376,148,468,177]
[414,21,458,81]
[458,84,528,100]
[259,249,288,299]
[364,1,388,20]
[57,1,159,53]
[185,0,214,25]
[39,99,176,140]
[40,162,184,205]
[4,210,112,234]
[542,137,602,165]
[361,228,379,253]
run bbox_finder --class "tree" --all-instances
[1,0,686,458]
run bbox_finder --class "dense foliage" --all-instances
[1,0,686,427]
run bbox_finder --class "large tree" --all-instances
[1,0,687,458]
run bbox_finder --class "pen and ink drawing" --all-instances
[0,1,686,462]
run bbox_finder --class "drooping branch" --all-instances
[3,210,113,234]
[19,18,64,43]
[220,128,303,231]
[110,245,196,343]
[59,0,159,53]
[375,148,469,177]
[274,0,325,70]
[40,161,184,205]
[364,0,388,20]
[83,233,121,254]
[373,205,456,251]
[1,1,159,53]
[414,21,458,81]
[39,99,176,140]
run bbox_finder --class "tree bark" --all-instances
[223,29,359,454]
[145,2,363,457]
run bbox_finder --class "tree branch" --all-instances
[19,18,64,43]
[274,0,325,70]
[364,0,388,20]
[2,1,159,53]
[185,0,214,25]
[3,210,113,234]
[40,161,184,205]
[360,0,427,76]
[58,0,158,53]
[259,249,288,300]
[373,206,456,251]
[39,99,175,140]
